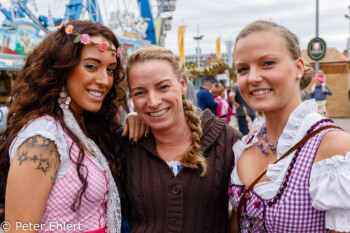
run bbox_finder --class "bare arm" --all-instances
[5,136,61,233]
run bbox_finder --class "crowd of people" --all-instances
[0,18,349,233]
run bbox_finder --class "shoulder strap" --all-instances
[236,124,342,229]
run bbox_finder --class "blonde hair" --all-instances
[126,45,207,176]
[217,86,226,96]
[235,20,313,90]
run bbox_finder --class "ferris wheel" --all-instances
[0,0,176,47]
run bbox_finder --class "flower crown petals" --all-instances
[80,34,91,45]
[65,25,74,34]
[58,22,123,57]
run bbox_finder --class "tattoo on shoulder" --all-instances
[15,136,60,179]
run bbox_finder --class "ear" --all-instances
[296,58,305,79]
[180,75,187,96]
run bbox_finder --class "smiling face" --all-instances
[67,36,117,116]
[234,30,304,115]
[128,59,187,131]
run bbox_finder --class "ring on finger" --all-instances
[135,122,141,124]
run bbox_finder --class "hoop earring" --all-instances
[58,88,71,109]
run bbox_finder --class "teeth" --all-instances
[149,108,169,117]
[252,90,270,95]
[88,91,103,97]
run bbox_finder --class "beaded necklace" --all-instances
[257,126,278,155]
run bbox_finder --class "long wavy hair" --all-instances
[126,45,208,176]
[0,20,125,211]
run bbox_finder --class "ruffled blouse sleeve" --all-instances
[9,116,70,179]
[309,152,350,232]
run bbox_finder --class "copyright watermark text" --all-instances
[1,221,82,231]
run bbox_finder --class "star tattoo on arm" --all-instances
[13,135,61,182]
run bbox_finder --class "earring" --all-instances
[58,88,71,109]
[297,74,302,80]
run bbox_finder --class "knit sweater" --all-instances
[124,109,242,233]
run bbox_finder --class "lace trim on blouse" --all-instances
[231,99,350,231]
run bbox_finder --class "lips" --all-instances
[148,108,170,117]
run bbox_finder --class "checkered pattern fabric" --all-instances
[40,116,108,232]
[229,120,340,232]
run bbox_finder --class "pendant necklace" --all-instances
[257,126,278,155]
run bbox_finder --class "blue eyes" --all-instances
[237,67,248,74]
[159,85,169,90]
[263,61,276,66]
[236,60,276,74]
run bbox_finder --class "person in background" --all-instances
[0,97,10,133]
[211,83,219,99]
[230,84,256,135]
[0,20,125,233]
[197,79,219,115]
[242,106,254,131]
[125,45,242,233]
[186,79,198,107]
[229,20,350,233]
[215,86,233,124]
[309,69,332,117]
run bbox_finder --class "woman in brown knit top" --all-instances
[124,45,242,233]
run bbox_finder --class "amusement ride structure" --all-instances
[0,0,177,101]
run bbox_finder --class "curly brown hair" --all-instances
[0,20,125,211]
[126,45,207,176]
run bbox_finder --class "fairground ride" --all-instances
[0,0,177,102]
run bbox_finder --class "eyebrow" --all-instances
[130,79,172,91]
[83,57,117,66]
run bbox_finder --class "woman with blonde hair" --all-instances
[124,45,242,233]
[229,20,350,232]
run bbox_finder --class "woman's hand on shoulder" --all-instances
[315,130,350,163]
[5,135,61,231]
[122,112,149,143]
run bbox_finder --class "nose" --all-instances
[147,91,161,108]
[96,70,112,87]
[248,66,263,84]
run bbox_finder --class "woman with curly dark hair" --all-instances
[0,20,125,233]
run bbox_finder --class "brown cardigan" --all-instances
[125,109,242,233]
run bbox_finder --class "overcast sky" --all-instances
[7,0,350,56]
[163,0,350,56]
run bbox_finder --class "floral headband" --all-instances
[58,21,124,57]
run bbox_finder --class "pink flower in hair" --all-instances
[116,47,123,57]
[99,42,109,52]
[65,25,74,34]
[80,34,91,45]
[58,21,65,29]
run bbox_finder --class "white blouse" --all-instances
[231,99,350,232]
